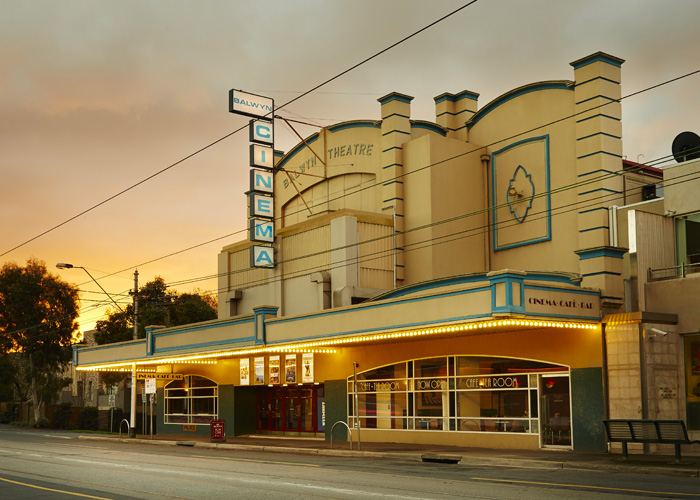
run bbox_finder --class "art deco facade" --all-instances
[73,52,700,454]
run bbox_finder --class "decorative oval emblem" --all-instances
[507,165,535,222]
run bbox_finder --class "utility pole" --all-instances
[129,269,139,438]
[353,361,361,450]
[133,269,139,340]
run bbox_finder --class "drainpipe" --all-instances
[310,272,331,309]
[481,154,491,272]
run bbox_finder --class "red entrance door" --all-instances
[257,385,323,434]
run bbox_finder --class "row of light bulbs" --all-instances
[77,318,596,371]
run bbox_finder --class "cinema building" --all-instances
[73,52,700,454]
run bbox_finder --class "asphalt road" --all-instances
[0,428,698,499]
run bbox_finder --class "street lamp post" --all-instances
[57,263,138,438]
[56,263,124,312]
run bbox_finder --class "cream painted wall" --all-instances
[403,133,486,283]
[646,276,700,332]
[468,86,580,274]
[663,158,700,216]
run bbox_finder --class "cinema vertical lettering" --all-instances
[229,89,276,268]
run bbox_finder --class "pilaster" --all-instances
[434,90,478,141]
[571,53,626,302]
[379,92,413,284]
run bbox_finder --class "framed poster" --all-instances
[269,355,280,384]
[254,357,265,385]
[692,341,700,375]
[302,352,314,383]
[285,354,297,383]
[240,358,250,386]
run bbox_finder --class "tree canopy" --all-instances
[0,258,79,419]
[94,277,217,345]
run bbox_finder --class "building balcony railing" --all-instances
[648,262,700,282]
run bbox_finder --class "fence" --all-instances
[648,262,700,281]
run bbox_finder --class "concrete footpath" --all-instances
[77,432,700,478]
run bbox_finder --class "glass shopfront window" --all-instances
[348,356,569,439]
[165,375,218,425]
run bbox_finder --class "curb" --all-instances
[76,435,700,477]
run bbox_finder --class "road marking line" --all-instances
[471,477,700,496]
[192,454,320,467]
[0,477,113,499]
[52,443,109,449]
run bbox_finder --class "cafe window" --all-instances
[165,375,218,425]
[348,356,568,435]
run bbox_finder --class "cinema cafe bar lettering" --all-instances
[525,289,599,317]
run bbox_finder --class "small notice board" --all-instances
[210,420,225,442]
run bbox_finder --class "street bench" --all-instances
[603,419,700,462]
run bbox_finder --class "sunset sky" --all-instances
[2,0,698,334]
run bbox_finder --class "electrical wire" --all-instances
[0,1,479,259]
[4,165,698,344]
[3,70,698,339]
[90,67,700,287]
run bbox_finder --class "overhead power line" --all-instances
[0,1,479,259]
[35,68,700,330]
[96,68,700,284]
[5,160,694,343]
[4,161,698,344]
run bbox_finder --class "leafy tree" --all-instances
[0,356,15,402]
[0,258,78,422]
[94,277,217,346]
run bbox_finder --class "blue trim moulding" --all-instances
[579,226,609,233]
[578,207,609,215]
[276,134,319,170]
[490,273,526,315]
[571,53,624,70]
[492,135,552,252]
[270,286,492,326]
[576,113,620,124]
[577,132,622,142]
[410,121,447,136]
[276,120,379,170]
[582,271,622,278]
[433,90,479,104]
[153,337,256,355]
[578,187,622,196]
[328,121,380,133]
[382,129,410,137]
[268,314,493,346]
[468,82,572,130]
[254,306,278,346]
[576,150,622,160]
[378,93,414,105]
[577,169,619,178]
[381,113,410,120]
[575,76,621,87]
[575,95,617,106]
[371,271,581,301]
[436,110,470,119]
[576,248,627,260]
